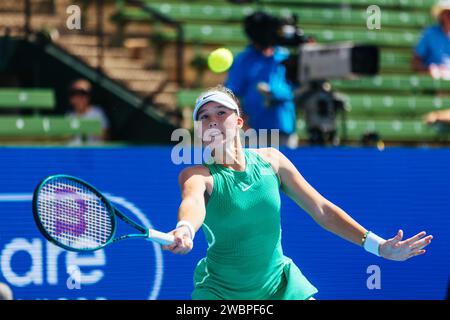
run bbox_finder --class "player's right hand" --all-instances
[162,227,193,255]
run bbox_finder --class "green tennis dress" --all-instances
[192,148,318,300]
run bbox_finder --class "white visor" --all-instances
[193,91,240,121]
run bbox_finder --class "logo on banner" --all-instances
[0,194,164,300]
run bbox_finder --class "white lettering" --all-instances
[66,250,105,285]
[1,238,43,287]
[66,5,81,30]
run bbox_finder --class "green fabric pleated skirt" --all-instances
[270,259,318,300]
[191,257,318,300]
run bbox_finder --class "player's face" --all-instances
[196,102,243,147]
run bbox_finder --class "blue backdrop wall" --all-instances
[0,147,448,300]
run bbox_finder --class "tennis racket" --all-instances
[32,174,174,252]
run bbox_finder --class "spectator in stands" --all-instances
[0,282,13,300]
[412,0,450,79]
[66,79,110,143]
[225,12,298,148]
[423,108,450,124]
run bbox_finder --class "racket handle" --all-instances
[147,229,175,245]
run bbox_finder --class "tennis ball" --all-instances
[208,48,234,73]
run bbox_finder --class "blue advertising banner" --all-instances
[0,147,448,300]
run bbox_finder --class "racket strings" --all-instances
[37,178,113,250]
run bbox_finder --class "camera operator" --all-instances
[225,11,301,149]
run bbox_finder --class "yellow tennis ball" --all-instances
[208,48,234,73]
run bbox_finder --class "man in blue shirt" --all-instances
[412,0,450,75]
[414,1,450,124]
[225,12,298,148]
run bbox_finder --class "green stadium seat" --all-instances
[268,6,431,29]
[177,89,440,114]
[177,90,449,118]
[140,0,433,5]
[297,119,450,142]
[380,51,412,72]
[343,94,450,117]
[117,3,432,28]
[114,0,448,144]
[112,1,426,47]
[177,24,419,47]
[331,75,450,92]
[176,90,450,142]
[0,116,102,137]
[259,0,437,10]
[113,4,251,22]
[0,88,55,109]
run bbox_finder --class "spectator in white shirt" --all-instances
[66,79,110,143]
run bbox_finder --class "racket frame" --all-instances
[32,174,156,252]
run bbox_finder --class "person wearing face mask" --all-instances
[162,85,433,300]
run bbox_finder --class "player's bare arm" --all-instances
[256,147,433,261]
[162,166,209,254]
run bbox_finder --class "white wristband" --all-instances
[176,220,195,240]
[363,231,385,257]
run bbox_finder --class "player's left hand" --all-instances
[379,230,433,261]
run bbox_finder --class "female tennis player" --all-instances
[162,85,433,300]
